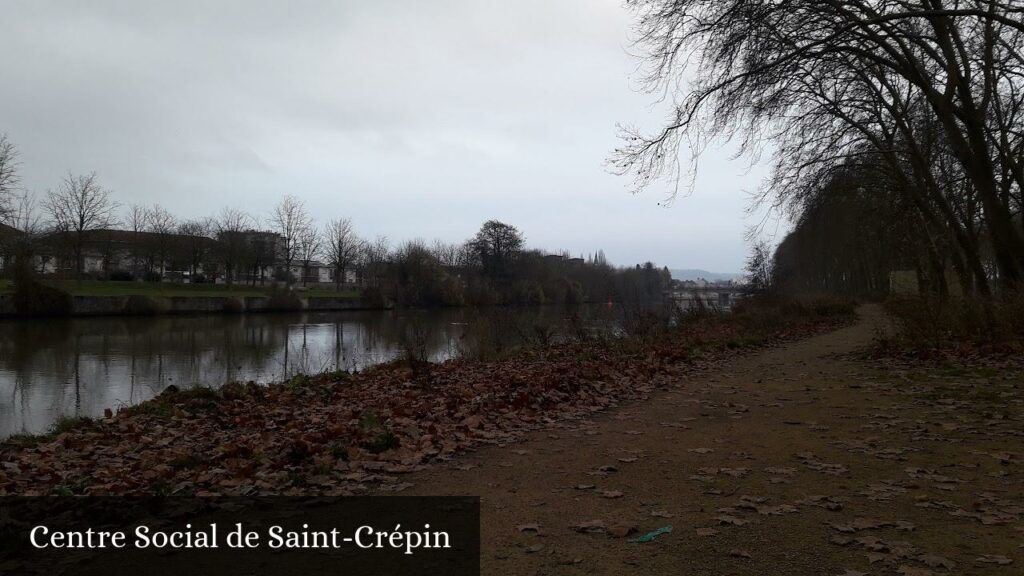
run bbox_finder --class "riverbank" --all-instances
[0,279,382,317]
[0,279,361,299]
[0,297,854,495]
[0,292,382,317]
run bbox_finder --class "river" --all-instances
[0,304,635,437]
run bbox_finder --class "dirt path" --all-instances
[404,305,1022,575]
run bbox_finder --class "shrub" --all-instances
[50,416,95,435]
[358,413,400,454]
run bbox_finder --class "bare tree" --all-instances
[146,204,177,278]
[178,218,213,281]
[43,172,119,279]
[8,192,42,235]
[0,134,20,224]
[295,225,322,286]
[3,192,43,278]
[125,203,149,233]
[124,203,150,276]
[430,239,460,268]
[615,1,1024,290]
[361,235,391,288]
[324,218,363,290]
[213,207,252,285]
[270,194,310,285]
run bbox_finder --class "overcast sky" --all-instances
[1,0,776,272]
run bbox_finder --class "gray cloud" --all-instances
[0,0,771,271]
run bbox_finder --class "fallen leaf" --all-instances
[607,523,638,538]
[975,555,1013,565]
[716,515,749,526]
[572,520,606,534]
[918,555,955,570]
[729,549,752,559]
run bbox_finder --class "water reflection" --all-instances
[0,305,625,437]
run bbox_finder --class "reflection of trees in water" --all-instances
[0,304,633,436]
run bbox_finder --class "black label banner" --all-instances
[0,496,480,576]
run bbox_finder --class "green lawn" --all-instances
[0,280,359,299]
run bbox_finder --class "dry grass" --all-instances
[880,292,1024,355]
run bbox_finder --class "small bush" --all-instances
[50,415,95,435]
[358,413,400,454]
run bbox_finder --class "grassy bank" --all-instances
[0,296,855,496]
[0,279,360,299]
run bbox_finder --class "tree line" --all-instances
[0,135,671,306]
[617,1,1024,299]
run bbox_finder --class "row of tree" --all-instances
[0,135,672,305]
[618,1,1024,298]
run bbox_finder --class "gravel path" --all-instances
[405,305,1022,575]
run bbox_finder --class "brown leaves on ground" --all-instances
[569,519,636,539]
[0,316,831,496]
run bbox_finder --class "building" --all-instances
[288,260,333,285]
[4,224,364,289]
[0,222,24,273]
[28,228,219,281]
[214,229,286,284]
